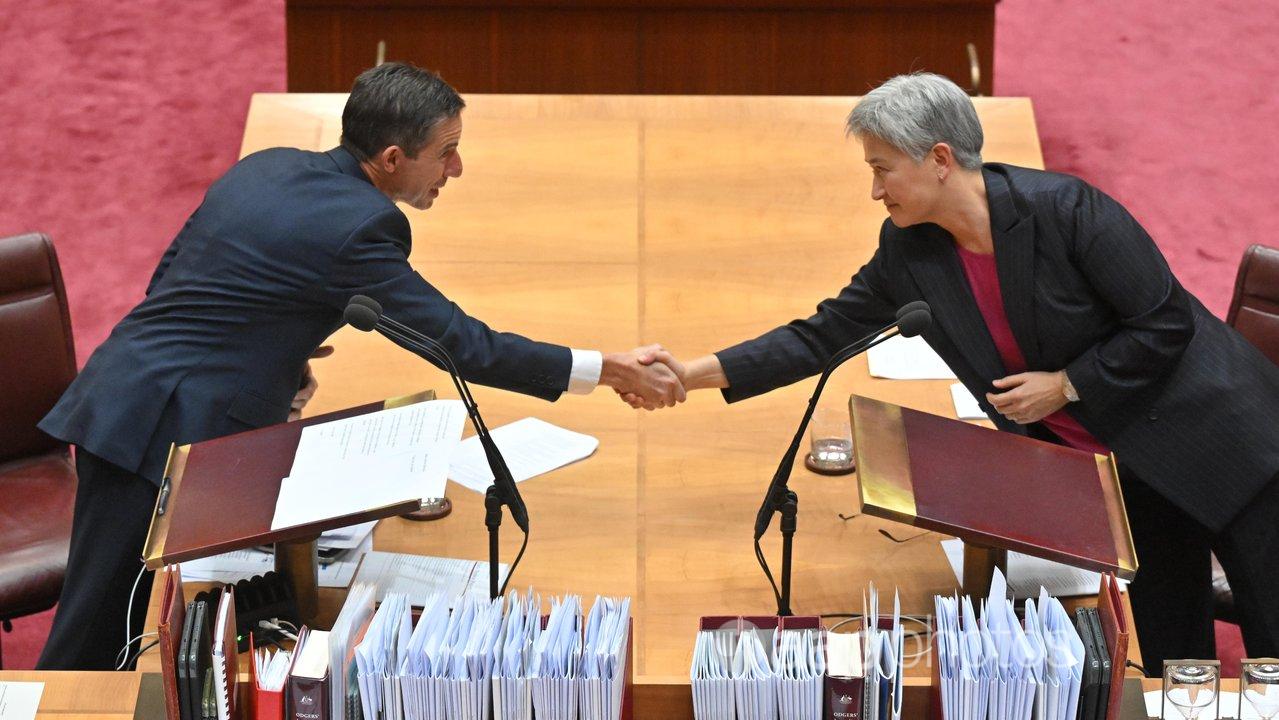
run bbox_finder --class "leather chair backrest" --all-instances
[1227,243,1279,367]
[0,233,77,462]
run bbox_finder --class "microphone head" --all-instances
[349,294,384,315]
[343,302,381,332]
[898,308,932,337]
[896,300,931,320]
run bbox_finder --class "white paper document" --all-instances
[0,683,43,720]
[868,334,957,379]
[950,383,986,420]
[940,539,1129,599]
[272,400,466,531]
[352,551,509,608]
[448,417,599,493]
[691,627,738,720]
[181,534,371,588]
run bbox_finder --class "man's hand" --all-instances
[986,370,1069,425]
[601,345,686,410]
[289,345,334,421]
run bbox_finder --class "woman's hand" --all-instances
[986,370,1069,424]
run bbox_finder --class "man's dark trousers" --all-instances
[37,449,158,670]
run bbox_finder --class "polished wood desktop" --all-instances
[137,93,1139,717]
[0,671,141,720]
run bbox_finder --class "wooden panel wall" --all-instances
[287,0,997,95]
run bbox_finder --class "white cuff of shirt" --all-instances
[567,348,603,395]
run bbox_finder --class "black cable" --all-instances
[1126,659,1150,676]
[124,639,160,670]
[754,537,783,609]
[498,529,529,597]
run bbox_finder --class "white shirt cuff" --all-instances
[567,348,603,395]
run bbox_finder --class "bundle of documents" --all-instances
[775,625,823,720]
[863,585,905,720]
[578,595,632,720]
[329,583,377,720]
[493,590,542,720]
[181,521,376,587]
[691,621,737,719]
[531,594,584,720]
[273,400,466,531]
[690,617,825,720]
[324,587,630,720]
[448,417,599,494]
[351,551,508,608]
[933,569,1084,720]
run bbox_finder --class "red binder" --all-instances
[141,390,435,568]
[851,395,1138,579]
[1096,573,1130,720]
[156,565,186,720]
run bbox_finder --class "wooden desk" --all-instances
[140,93,1136,717]
[0,671,141,720]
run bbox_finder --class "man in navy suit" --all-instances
[37,63,683,669]
[632,73,1279,669]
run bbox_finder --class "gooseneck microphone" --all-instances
[755,301,932,616]
[342,295,528,598]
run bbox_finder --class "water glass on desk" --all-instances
[1243,660,1279,720]
[805,406,855,474]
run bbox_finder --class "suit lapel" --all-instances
[986,167,1042,369]
[902,223,1007,383]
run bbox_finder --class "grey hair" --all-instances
[846,72,984,170]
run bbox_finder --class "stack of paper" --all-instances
[691,626,737,720]
[939,539,1129,599]
[731,628,778,720]
[493,591,542,720]
[352,551,508,608]
[776,628,823,720]
[329,583,377,720]
[867,335,957,379]
[354,593,414,720]
[181,521,376,587]
[272,400,466,531]
[578,595,632,720]
[530,595,583,720]
[863,586,905,720]
[933,569,1084,720]
[396,592,451,719]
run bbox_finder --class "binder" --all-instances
[157,566,187,720]
[1095,574,1130,720]
[210,587,239,720]
[290,628,332,720]
[249,630,305,720]
[851,395,1138,579]
[184,601,212,720]
[1074,608,1102,720]
[141,390,435,569]
[178,602,196,720]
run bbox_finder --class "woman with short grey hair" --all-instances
[640,71,1279,671]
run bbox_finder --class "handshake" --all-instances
[601,345,702,411]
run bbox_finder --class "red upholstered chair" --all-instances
[1210,243,1279,624]
[1227,243,1279,365]
[0,233,78,668]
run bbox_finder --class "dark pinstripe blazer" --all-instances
[41,147,571,485]
[716,163,1279,532]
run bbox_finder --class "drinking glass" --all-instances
[807,406,854,473]
[1242,660,1279,720]
[1163,662,1219,719]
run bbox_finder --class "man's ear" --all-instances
[376,145,405,173]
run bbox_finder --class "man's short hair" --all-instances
[846,72,984,170]
[340,63,466,161]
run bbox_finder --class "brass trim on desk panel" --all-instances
[1097,452,1139,580]
[851,395,918,525]
[384,388,437,409]
[142,443,190,569]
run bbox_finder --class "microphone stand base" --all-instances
[400,497,453,521]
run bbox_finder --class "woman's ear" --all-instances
[931,142,955,182]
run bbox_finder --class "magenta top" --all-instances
[955,245,1110,455]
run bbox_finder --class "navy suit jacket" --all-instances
[716,163,1279,531]
[41,147,571,484]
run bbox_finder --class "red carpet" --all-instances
[0,0,1256,670]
